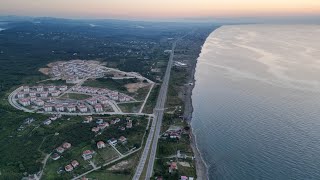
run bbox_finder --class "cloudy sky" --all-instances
[1,0,319,19]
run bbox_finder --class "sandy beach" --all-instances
[183,60,209,180]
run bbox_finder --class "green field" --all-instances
[83,78,138,93]
[118,102,143,113]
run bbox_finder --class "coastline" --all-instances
[183,59,209,180]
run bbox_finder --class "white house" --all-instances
[87,98,97,105]
[51,91,60,97]
[98,97,108,104]
[36,86,44,92]
[78,105,88,113]
[17,92,24,98]
[23,86,30,92]
[34,99,44,106]
[59,85,68,91]
[29,92,36,96]
[40,92,48,98]
[94,104,103,113]
[108,138,117,146]
[67,105,76,112]
[97,141,106,149]
[55,104,64,112]
[19,98,30,106]
[44,105,53,112]
[47,86,56,91]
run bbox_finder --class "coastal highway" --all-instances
[133,40,177,179]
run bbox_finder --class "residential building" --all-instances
[98,122,109,129]
[65,164,73,172]
[51,153,60,160]
[48,85,56,91]
[97,141,106,149]
[34,99,44,106]
[43,119,52,125]
[83,116,93,123]
[82,150,94,160]
[23,86,30,92]
[119,136,127,143]
[95,104,103,113]
[51,90,60,97]
[62,142,71,149]
[59,85,68,91]
[126,120,133,129]
[78,105,88,113]
[91,127,100,133]
[19,98,30,106]
[40,92,48,98]
[67,105,76,112]
[56,146,65,153]
[29,92,36,96]
[87,98,97,105]
[108,138,117,146]
[55,104,64,112]
[17,92,24,98]
[36,86,44,92]
[44,105,53,112]
[169,162,178,173]
[71,160,79,168]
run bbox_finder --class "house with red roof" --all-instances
[65,164,73,172]
[71,160,79,168]
[97,141,106,149]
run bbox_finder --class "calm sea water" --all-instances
[191,25,320,180]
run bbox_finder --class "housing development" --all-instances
[9,60,153,115]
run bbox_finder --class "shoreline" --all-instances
[183,59,209,180]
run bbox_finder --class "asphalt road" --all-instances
[132,40,177,180]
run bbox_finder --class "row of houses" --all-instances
[22,85,68,93]
[17,90,62,99]
[51,60,105,82]
[72,86,132,102]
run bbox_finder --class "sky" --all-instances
[0,0,320,20]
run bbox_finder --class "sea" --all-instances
[191,25,320,180]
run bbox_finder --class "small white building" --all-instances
[87,98,97,105]
[44,105,53,112]
[34,99,44,106]
[36,86,44,92]
[19,98,30,106]
[97,141,106,149]
[23,86,30,92]
[29,92,36,96]
[119,96,126,102]
[59,85,68,91]
[67,105,76,112]
[108,138,117,146]
[78,105,88,113]
[40,92,48,98]
[43,119,52,125]
[30,95,37,101]
[17,92,24,99]
[98,97,108,104]
[51,91,60,97]
[55,104,64,112]
[48,86,56,92]
[94,104,103,113]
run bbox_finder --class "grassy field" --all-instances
[86,171,131,180]
[142,84,160,114]
[118,102,142,113]
[83,78,138,93]
[133,84,152,101]
[60,93,91,100]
